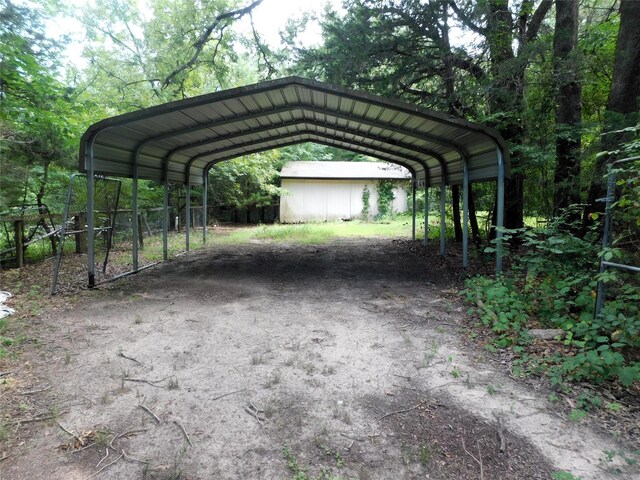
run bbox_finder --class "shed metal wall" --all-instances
[280,179,408,223]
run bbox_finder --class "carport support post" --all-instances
[462,161,469,269]
[411,176,417,241]
[423,183,428,246]
[163,180,169,261]
[496,147,505,274]
[202,172,208,244]
[440,178,446,256]
[87,140,96,288]
[132,161,139,272]
[185,184,191,251]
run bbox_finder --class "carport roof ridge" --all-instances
[80,76,510,187]
[280,161,411,180]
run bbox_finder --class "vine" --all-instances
[361,185,371,220]
[376,180,395,219]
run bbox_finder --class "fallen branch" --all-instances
[244,406,264,424]
[0,455,9,462]
[122,449,148,464]
[109,429,148,450]
[20,385,51,395]
[117,351,143,366]
[496,417,506,453]
[7,412,61,425]
[0,371,12,377]
[378,403,421,421]
[461,437,484,480]
[137,404,161,424]
[174,420,193,447]
[340,433,365,442]
[56,420,83,445]
[211,388,247,401]
[122,376,170,387]
[96,448,110,468]
[84,451,123,480]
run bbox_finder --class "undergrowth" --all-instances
[464,215,640,389]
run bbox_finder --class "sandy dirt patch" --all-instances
[1,238,637,479]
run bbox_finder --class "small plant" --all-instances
[606,402,622,412]
[450,366,462,379]
[487,384,497,395]
[64,351,72,365]
[569,409,587,422]
[168,377,180,390]
[134,315,143,325]
[419,444,433,465]
[551,472,583,480]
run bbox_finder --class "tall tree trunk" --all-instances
[584,0,640,225]
[468,184,482,247]
[485,0,525,231]
[35,157,57,254]
[451,185,462,242]
[553,0,582,220]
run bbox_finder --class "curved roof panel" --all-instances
[80,76,509,187]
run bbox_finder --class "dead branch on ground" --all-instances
[117,351,143,366]
[211,388,248,401]
[378,403,422,421]
[174,420,193,447]
[138,404,161,424]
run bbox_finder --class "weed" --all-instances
[64,351,72,365]
[94,429,111,447]
[487,384,497,395]
[569,409,587,422]
[134,315,143,325]
[450,366,462,379]
[168,377,179,390]
[419,444,433,465]
[464,373,474,389]
[551,472,583,480]
[606,402,622,412]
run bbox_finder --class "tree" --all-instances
[552,0,582,218]
[77,0,267,108]
[0,0,79,212]
[585,0,640,223]
[450,0,553,231]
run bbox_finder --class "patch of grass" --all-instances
[569,409,587,422]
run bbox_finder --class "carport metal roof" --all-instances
[80,76,509,187]
[79,77,509,288]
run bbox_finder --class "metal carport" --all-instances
[79,76,510,287]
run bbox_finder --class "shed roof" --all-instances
[80,76,509,187]
[280,161,411,180]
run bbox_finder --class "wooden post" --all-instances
[137,214,144,249]
[14,220,24,268]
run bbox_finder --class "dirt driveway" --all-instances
[1,238,636,479]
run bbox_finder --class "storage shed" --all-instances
[279,161,411,223]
